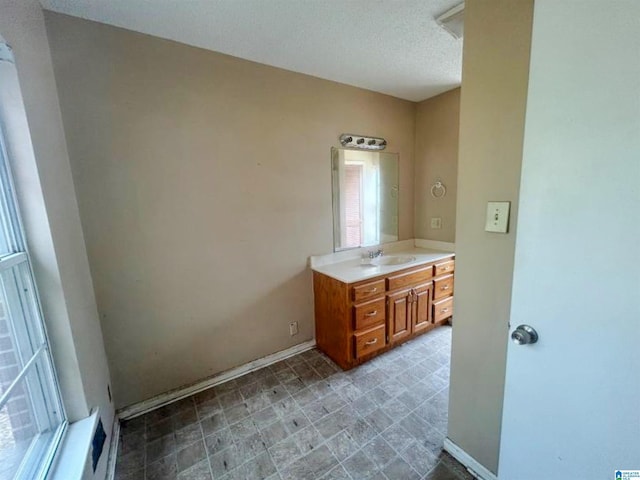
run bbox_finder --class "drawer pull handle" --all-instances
[365,310,378,317]
[441,285,450,290]
[365,287,378,293]
[441,308,449,313]
[365,338,378,346]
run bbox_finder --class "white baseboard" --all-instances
[105,414,120,480]
[118,339,317,420]
[444,438,497,480]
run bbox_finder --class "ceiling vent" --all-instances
[436,2,464,39]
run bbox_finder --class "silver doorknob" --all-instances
[511,325,538,345]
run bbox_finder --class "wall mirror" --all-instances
[331,147,399,251]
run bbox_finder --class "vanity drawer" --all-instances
[353,297,386,331]
[433,274,454,300]
[433,296,454,323]
[352,279,385,303]
[386,267,433,291]
[434,259,455,277]
[354,324,386,359]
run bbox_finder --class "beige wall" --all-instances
[414,88,460,242]
[0,1,113,478]
[44,12,416,408]
[448,0,533,474]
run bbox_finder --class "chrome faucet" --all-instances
[368,249,384,259]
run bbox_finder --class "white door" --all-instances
[498,1,640,479]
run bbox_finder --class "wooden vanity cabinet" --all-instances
[387,282,432,344]
[432,259,455,324]
[387,288,413,344]
[313,255,454,370]
[433,296,454,323]
[412,282,434,335]
[433,274,454,300]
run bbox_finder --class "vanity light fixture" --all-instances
[339,134,387,150]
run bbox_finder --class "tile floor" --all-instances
[115,325,473,480]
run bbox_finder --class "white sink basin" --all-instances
[369,255,416,266]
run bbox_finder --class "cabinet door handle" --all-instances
[365,338,378,346]
[365,310,377,317]
[365,287,378,293]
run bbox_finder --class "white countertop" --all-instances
[311,245,454,284]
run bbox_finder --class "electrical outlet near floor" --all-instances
[289,321,299,336]
[430,217,442,229]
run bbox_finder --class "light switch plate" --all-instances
[485,201,510,233]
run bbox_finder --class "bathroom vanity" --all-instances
[311,245,454,370]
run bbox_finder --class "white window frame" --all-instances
[0,122,67,479]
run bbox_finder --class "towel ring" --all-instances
[430,181,447,198]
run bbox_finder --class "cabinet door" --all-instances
[412,282,433,334]
[387,289,412,344]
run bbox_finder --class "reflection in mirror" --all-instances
[331,147,399,251]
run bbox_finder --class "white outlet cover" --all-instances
[485,201,510,233]
[430,217,442,229]
[289,322,299,336]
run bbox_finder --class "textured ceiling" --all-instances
[39,0,463,102]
